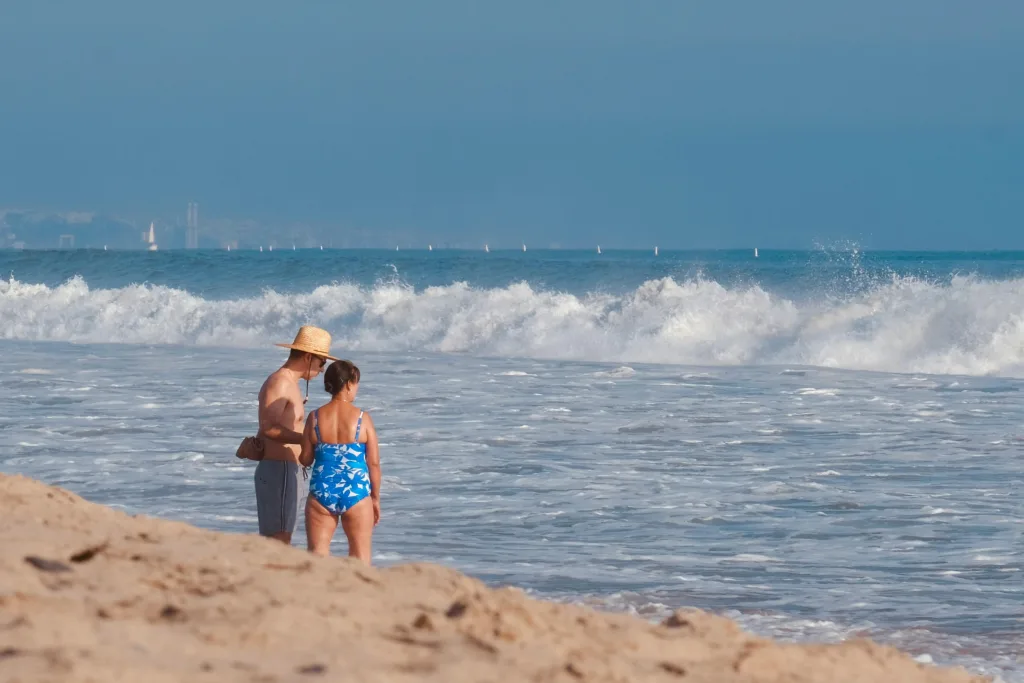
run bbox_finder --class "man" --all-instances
[255,326,338,543]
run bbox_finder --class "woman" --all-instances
[299,360,381,562]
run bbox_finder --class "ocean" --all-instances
[1,248,1021,681]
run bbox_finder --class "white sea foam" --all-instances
[2,274,1024,377]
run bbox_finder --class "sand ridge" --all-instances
[0,473,987,682]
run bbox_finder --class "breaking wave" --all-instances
[2,274,1023,377]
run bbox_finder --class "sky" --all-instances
[1,1,1022,249]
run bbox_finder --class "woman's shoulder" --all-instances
[309,402,340,425]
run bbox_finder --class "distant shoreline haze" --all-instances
[1,208,1022,252]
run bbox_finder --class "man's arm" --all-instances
[258,378,303,444]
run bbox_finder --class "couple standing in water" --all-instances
[249,326,381,562]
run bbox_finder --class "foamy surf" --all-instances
[2,273,1024,377]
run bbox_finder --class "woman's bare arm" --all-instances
[364,413,381,497]
[298,413,316,467]
[364,413,381,524]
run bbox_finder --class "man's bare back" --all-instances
[258,368,305,463]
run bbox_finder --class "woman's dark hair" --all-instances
[324,360,360,395]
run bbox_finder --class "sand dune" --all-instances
[0,473,986,682]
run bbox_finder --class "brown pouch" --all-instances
[235,436,266,461]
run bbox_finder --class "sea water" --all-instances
[1,249,1022,681]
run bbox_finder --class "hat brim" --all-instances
[274,343,339,362]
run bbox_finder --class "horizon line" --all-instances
[4,246,1024,254]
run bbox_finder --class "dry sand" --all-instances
[0,473,988,683]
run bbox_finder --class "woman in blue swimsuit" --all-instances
[298,360,381,562]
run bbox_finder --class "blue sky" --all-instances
[1,1,1021,248]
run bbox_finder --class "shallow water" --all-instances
[3,249,1023,679]
[1,340,1021,681]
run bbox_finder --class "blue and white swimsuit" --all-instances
[308,410,371,515]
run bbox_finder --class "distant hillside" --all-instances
[1,208,416,250]
[0,211,146,249]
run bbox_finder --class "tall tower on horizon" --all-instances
[186,202,199,249]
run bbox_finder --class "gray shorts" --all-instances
[254,460,300,537]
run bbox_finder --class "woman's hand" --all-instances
[372,498,381,526]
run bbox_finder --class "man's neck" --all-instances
[278,362,306,383]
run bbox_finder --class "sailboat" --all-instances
[522,243,527,252]
[260,246,264,252]
[597,245,602,255]
[428,244,433,251]
[754,247,759,258]
[146,222,158,251]
[484,244,490,253]
[654,246,659,256]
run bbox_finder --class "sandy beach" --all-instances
[0,473,989,683]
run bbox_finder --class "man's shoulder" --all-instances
[260,370,298,401]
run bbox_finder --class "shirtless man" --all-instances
[255,326,338,543]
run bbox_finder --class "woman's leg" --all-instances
[305,495,338,556]
[340,496,375,563]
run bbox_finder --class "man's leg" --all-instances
[280,462,299,543]
[255,460,294,543]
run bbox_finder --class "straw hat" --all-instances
[275,326,339,361]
